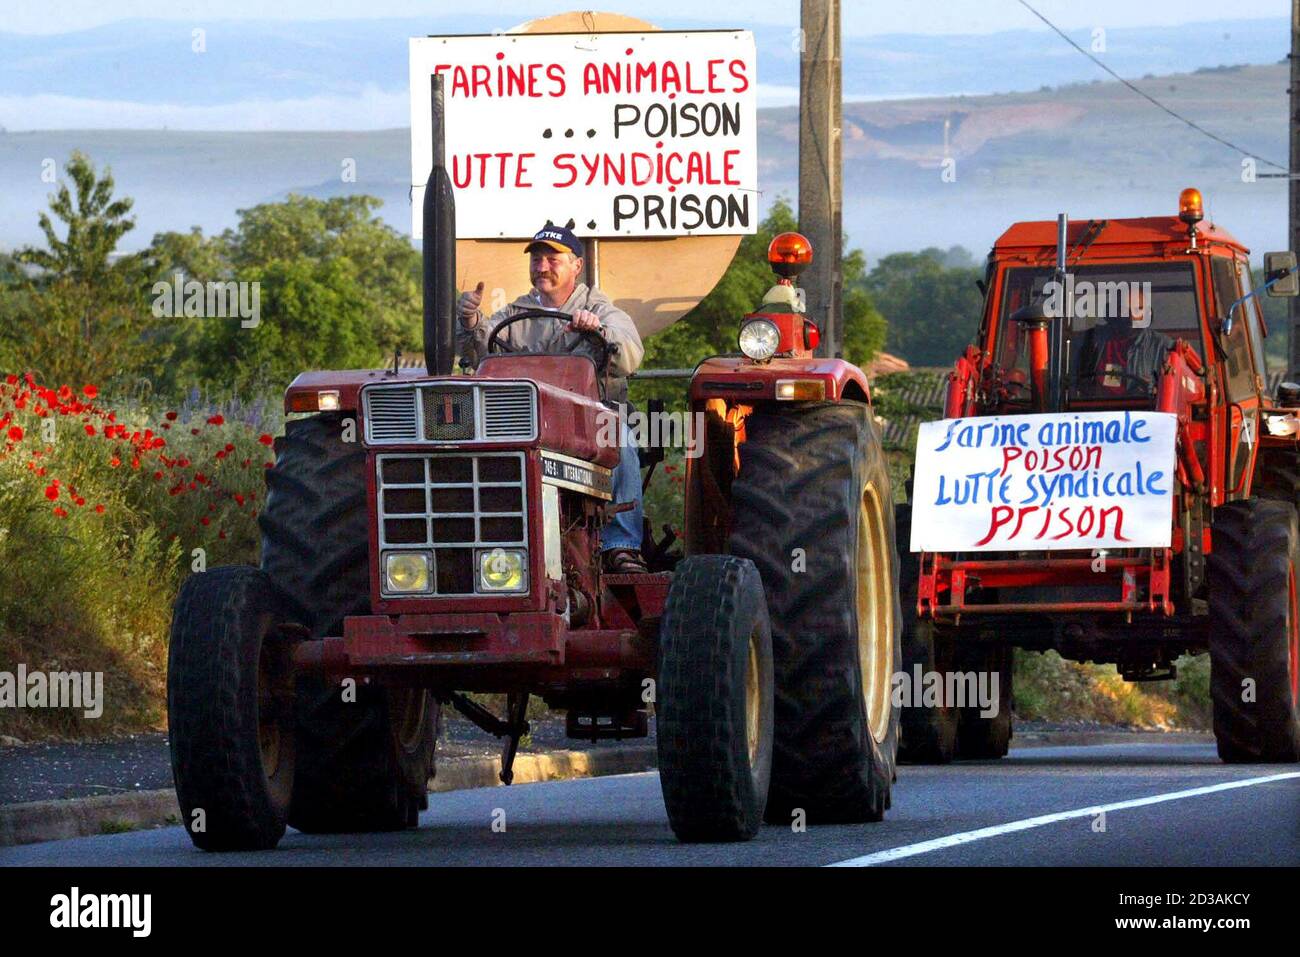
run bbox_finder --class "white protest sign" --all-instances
[409,30,757,239]
[910,411,1177,552]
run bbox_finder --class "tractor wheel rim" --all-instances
[858,483,895,743]
[746,631,761,769]
[257,645,282,777]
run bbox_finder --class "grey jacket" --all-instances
[456,283,644,402]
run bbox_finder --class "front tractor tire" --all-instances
[729,402,902,824]
[1207,498,1300,762]
[259,412,438,832]
[168,566,295,851]
[657,555,774,842]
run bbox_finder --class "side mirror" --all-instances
[1265,251,1299,297]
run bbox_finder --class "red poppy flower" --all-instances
[53,506,67,518]
[234,493,246,506]
[84,424,96,436]
[74,496,85,507]
[109,457,121,468]
[82,384,98,399]
[4,374,16,385]
[215,450,227,460]
[207,414,225,426]
[94,504,105,514]
[165,411,178,421]
[200,516,211,526]
[44,484,58,500]
[153,471,163,481]
[258,434,274,446]
[191,428,199,435]
[7,426,22,442]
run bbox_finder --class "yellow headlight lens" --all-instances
[385,552,430,593]
[478,549,527,592]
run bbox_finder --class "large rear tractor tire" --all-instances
[1207,498,1300,763]
[259,412,438,832]
[729,402,901,824]
[894,503,959,764]
[657,555,774,842]
[168,566,295,851]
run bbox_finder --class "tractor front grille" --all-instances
[364,382,536,445]
[376,452,528,596]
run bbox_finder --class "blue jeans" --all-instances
[602,438,644,551]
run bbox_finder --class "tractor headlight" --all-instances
[738,318,781,361]
[477,548,528,593]
[384,551,431,594]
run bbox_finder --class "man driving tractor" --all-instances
[455,223,649,573]
[1073,282,1170,397]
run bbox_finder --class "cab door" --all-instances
[1210,257,1262,501]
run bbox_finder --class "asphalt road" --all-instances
[3,741,1297,866]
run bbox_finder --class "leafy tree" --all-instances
[18,151,137,284]
[861,248,983,367]
[149,195,423,393]
[639,198,886,392]
[1,153,161,387]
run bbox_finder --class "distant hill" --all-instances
[0,16,1286,123]
[0,62,1288,262]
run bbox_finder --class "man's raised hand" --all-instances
[457,281,486,328]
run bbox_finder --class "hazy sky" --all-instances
[2,0,1288,35]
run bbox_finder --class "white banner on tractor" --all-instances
[910,411,1178,553]
[409,30,758,239]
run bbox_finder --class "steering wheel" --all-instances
[1076,369,1154,392]
[486,308,614,377]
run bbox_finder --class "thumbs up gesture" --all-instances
[458,282,486,328]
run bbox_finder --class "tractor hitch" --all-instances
[444,690,531,785]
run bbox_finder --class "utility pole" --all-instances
[799,0,842,358]
[1290,0,1300,379]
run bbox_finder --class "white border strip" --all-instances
[828,771,1300,867]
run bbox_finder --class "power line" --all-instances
[1016,0,1288,172]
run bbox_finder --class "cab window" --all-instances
[1210,257,1257,401]
[995,262,1202,403]
[1234,260,1268,385]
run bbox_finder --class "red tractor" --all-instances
[166,79,901,850]
[897,188,1300,764]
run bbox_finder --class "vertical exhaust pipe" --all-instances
[422,73,456,376]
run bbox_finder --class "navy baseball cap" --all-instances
[525,224,584,258]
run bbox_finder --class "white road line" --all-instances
[828,771,1300,867]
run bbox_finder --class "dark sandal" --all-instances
[603,548,649,573]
